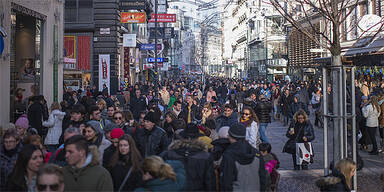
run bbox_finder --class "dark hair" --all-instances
[108,134,143,171]
[172,119,186,131]
[71,104,86,115]
[64,135,88,155]
[9,144,43,189]
[165,111,177,121]
[174,100,182,106]
[88,105,100,115]
[259,142,272,153]
[242,106,259,124]
[123,110,134,121]
[37,164,64,184]
[224,103,234,110]
[3,128,18,140]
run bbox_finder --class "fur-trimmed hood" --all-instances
[316,176,342,187]
[168,139,209,152]
[86,145,100,167]
[315,170,350,192]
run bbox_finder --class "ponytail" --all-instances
[142,156,177,181]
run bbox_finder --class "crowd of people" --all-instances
[1,76,384,191]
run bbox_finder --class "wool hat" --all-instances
[86,120,104,134]
[104,123,118,133]
[110,128,125,139]
[144,112,156,123]
[228,123,246,139]
[181,123,202,139]
[15,114,29,130]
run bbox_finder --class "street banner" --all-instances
[148,14,176,23]
[64,36,76,64]
[124,47,130,78]
[99,54,110,94]
[121,12,146,23]
[140,44,162,50]
[120,0,145,10]
[146,57,169,63]
[123,34,136,47]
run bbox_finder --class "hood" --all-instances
[315,177,342,188]
[168,139,208,152]
[52,110,66,119]
[228,140,257,165]
[84,145,100,167]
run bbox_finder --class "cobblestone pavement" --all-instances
[265,116,384,192]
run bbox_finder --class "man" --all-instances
[27,95,45,136]
[130,89,147,121]
[215,104,238,130]
[255,94,273,143]
[106,105,115,121]
[134,112,169,157]
[35,164,64,192]
[180,94,201,124]
[172,100,182,117]
[161,123,216,191]
[89,105,111,131]
[49,127,82,167]
[63,135,113,191]
[159,86,170,108]
[219,123,268,191]
[102,128,125,167]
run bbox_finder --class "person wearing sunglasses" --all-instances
[240,106,262,149]
[35,164,64,192]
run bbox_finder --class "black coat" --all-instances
[316,170,351,192]
[289,102,309,118]
[283,121,315,154]
[107,156,143,192]
[103,145,116,167]
[134,126,169,157]
[255,99,272,123]
[179,104,201,124]
[161,139,216,191]
[27,102,44,135]
[280,94,293,116]
[130,96,147,120]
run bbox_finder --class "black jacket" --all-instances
[107,155,143,192]
[27,102,44,135]
[161,139,216,191]
[179,104,201,124]
[316,170,351,192]
[289,102,309,118]
[215,113,238,130]
[130,96,147,120]
[134,126,169,157]
[211,138,231,161]
[103,145,116,167]
[283,121,315,154]
[255,99,272,123]
[280,94,293,116]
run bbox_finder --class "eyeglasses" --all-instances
[37,183,60,191]
[114,117,123,120]
[241,113,250,116]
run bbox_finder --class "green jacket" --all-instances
[63,146,114,191]
[168,95,176,109]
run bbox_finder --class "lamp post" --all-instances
[154,0,159,90]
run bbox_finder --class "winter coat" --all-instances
[160,139,216,191]
[108,155,143,192]
[211,138,231,161]
[130,96,148,120]
[362,104,381,128]
[255,99,273,123]
[63,146,114,191]
[280,94,293,116]
[102,145,116,168]
[97,136,111,163]
[27,102,44,135]
[289,101,309,118]
[134,126,169,157]
[215,113,238,130]
[0,143,22,191]
[134,160,186,192]
[245,121,262,149]
[180,104,202,124]
[316,170,351,192]
[283,121,315,154]
[43,109,66,145]
[219,139,268,191]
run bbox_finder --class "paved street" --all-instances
[266,115,384,191]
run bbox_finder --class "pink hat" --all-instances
[15,114,29,129]
[110,128,125,139]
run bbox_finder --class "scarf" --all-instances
[240,118,252,127]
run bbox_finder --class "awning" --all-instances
[342,36,384,57]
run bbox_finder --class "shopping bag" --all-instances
[296,142,313,165]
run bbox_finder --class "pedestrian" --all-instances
[7,144,44,191]
[48,127,81,167]
[259,142,280,192]
[42,102,66,152]
[130,89,148,121]
[219,122,268,191]
[63,135,113,191]
[215,103,238,131]
[310,89,322,127]
[289,95,309,122]
[107,134,143,191]
[113,111,136,136]
[102,128,125,168]
[180,94,201,124]
[280,89,293,126]
[14,114,29,141]
[161,123,216,191]
[240,106,262,149]
[283,109,315,170]
[362,95,381,155]
[27,96,45,136]
[378,94,384,152]
[84,120,112,162]
[106,104,116,122]
[163,111,177,143]
[35,164,64,192]
[134,156,186,191]
[89,105,112,131]
[316,159,356,192]
[255,94,273,143]
[96,98,108,119]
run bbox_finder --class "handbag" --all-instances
[296,142,314,165]
[282,126,303,154]
[118,167,133,192]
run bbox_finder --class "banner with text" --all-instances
[121,12,146,23]
[148,14,176,23]
[99,54,110,94]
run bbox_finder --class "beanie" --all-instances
[15,114,29,130]
[110,128,125,139]
[228,123,246,139]
[104,123,118,133]
[86,120,104,134]
[144,112,156,123]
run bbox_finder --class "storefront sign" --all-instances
[266,58,287,66]
[149,14,176,23]
[99,54,110,93]
[100,28,110,34]
[144,64,153,70]
[120,0,145,10]
[123,34,136,47]
[121,12,146,23]
[146,57,169,63]
[140,44,162,50]
[156,5,167,13]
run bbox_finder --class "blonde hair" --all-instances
[369,96,381,114]
[335,159,356,189]
[96,99,106,109]
[293,109,309,123]
[50,102,61,111]
[142,156,176,181]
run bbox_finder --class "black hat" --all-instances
[181,123,201,139]
[144,112,156,123]
[228,123,246,139]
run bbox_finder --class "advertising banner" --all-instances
[99,54,110,93]
[121,12,146,23]
[64,36,76,64]
[120,0,145,10]
[148,14,176,23]
[124,47,130,79]
[123,34,136,47]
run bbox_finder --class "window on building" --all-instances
[65,0,93,23]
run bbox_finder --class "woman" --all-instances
[240,106,261,149]
[316,159,356,192]
[107,135,143,191]
[206,87,217,103]
[163,111,177,143]
[42,102,66,152]
[362,95,381,155]
[7,144,44,191]
[97,98,108,119]
[113,111,136,136]
[201,103,213,124]
[134,156,186,191]
[283,109,315,170]
[84,120,112,162]
[311,89,322,127]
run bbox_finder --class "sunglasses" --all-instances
[241,113,250,116]
[114,117,123,120]
[37,183,60,191]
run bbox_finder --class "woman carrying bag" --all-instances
[283,109,315,170]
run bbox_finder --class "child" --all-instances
[259,142,280,192]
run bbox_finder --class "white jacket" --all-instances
[43,109,66,145]
[246,121,261,149]
[362,104,380,128]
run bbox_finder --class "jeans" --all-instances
[367,126,378,152]
[259,123,269,143]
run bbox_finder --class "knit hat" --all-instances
[110,128,125,139]
[144,112,156,123]
[181,123,202,139]
[86,120,104,134]
[228,123,246,139]
[15,114,29,130]
[104,123,118,133]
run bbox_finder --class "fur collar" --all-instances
[316,176,342,187]
[168,139,208,152]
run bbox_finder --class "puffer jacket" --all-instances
[362,104,380,128]
[63,146,113,191]
[43,109,66,145]
[255,99,273,123]
[160,139,216,191]
[316,170,351,192]
[134,126,169,157]
[0,143,22,191]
